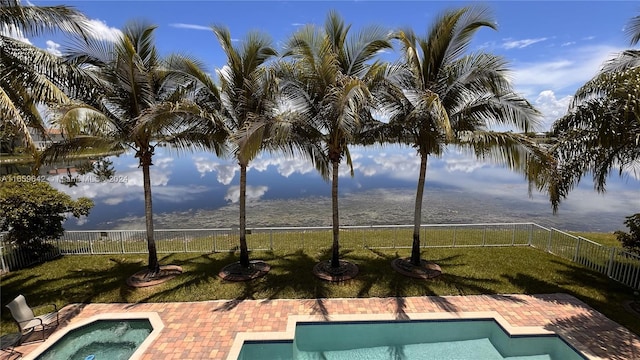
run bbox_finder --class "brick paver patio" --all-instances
[3,293,639,359]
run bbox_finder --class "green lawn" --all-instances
[570,231,622,248]
[1,246,638,337]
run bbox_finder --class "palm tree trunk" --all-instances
[331,159,340,268]
[142,161,159,273]
[411,154,428,266]
[239,162,250,267]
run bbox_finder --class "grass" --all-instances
[570,231,622,248]
[1,246,638,337]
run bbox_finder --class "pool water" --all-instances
[238,319,587,360]
[35,319,152,360]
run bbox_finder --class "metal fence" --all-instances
[1,223,639,289]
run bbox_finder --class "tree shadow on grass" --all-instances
[256,250,334,319]
[501,260,639,336]
[502,259,634,309]
[349,249,461,318]
[133,252,246,304]
[2,257,143,306]
[212,280,259,313]
[352,249,527,319]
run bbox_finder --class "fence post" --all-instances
[393,228,397,249]
[269,229,273,251]
[482,226,486,247]
[213,231,217,253]
[606,247,616,278]
[573,237,581,263]
[184,232,188,252]
[547,229,553,252]
[89,237,94,255]
[121,233,125,254]
[453,228,457,247]
[0,244,7,273]
[362,227,366,249]
[528,224,533,247]
[511,224,516,246]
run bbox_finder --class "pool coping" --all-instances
[22,312,164,360]
[226,311,599,360]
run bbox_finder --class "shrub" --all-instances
[0,176,93,261]
[614,213,640,254]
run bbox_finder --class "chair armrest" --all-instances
[17,318,43,325]
[16,317,43,332]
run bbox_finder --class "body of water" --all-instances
[23,144,640,233]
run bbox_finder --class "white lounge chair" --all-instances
[5,295,59,343]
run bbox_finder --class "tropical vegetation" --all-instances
[280,11,392,271]
[615,214,640,254]
[543,12,639,249]
[0,177,93,259]
[211,26,277,270]
[379,6,541,269]
[546,14,639,210]
[2,0,638,283]
[50,21,227,276]
[0,0,90,170]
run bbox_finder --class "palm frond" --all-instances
[0,0,91,38]
[625,14,640,45]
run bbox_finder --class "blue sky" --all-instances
[18,0,640,131]
[7,1,640,230]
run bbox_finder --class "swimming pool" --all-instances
[24,312,164,360]
[237,318,587,360]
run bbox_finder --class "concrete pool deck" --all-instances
[2,293,639,359]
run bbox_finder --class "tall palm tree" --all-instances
[0,0,89,158]
[210,26,279,269]
[547,13,640,211]
[382,6,540,267]
[52,21,227,276]
[282,11,392,270]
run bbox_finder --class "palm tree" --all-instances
[52,21,227,277]
[210,26,279,270]
[382,6,540,268]
[0,0,89,158]
[547,13,640,211]
[282,11,392,271]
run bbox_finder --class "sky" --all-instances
[15,0,640,131]
[5,1,640,231]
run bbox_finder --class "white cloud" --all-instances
[153,157,174,169]
[193,156,237,184]
[250,155,316,177]
[45,40,61,56]
[169,23,211,31]
[502,37,548,49]
[444,157,488,173]
[561,41,576,47]
[511,44,624,96]
[85,19,122,42]
[74,216,89,226]
[104,197,124,205]
[533,90,572,130]
[49,163,212,206]
[152,185,210,203]
[366,152,420,181]
[224,185,268,203]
